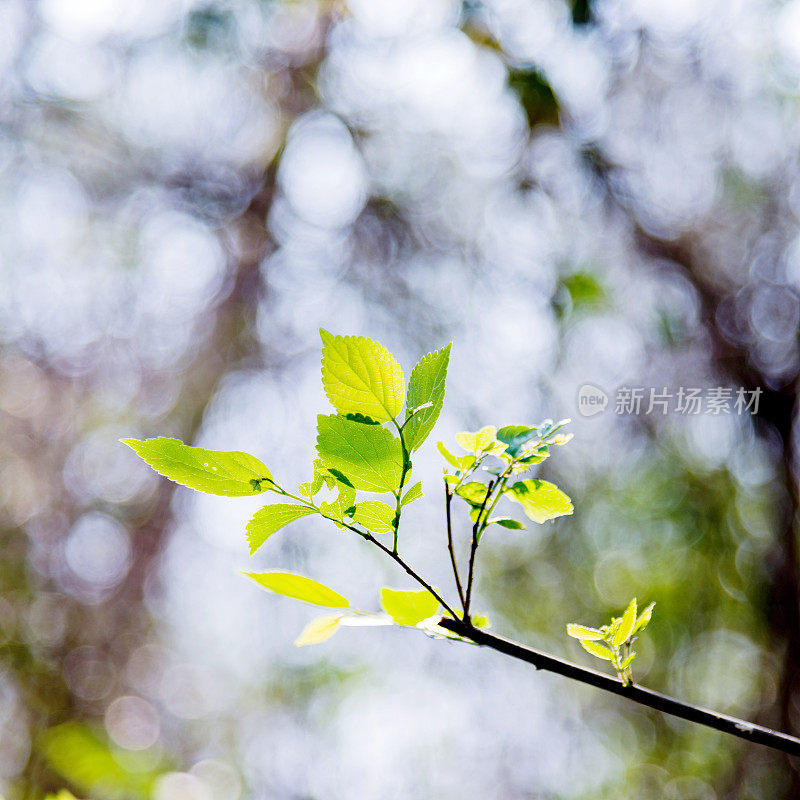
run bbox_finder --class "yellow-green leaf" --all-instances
[455,426,496,455]
[352,500,396,534]
[294,615,342,646]
[566,623,604,641]
[316,414,403,493]
[320,330,404,423]
[437,441,475,471]
[613,598,637,646]
[503,479,573,523]
[632,601,655,635]
[245,504,317,555]
[401,481,423,506]
[580,639,614,661]
[380,587,440,626]
[121,437,272,497]
[244,571,349,608]
[404,344,451,451]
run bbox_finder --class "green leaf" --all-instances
[619,652,637,669]
[345,412,380,425]
[566,624,604,641]
[404,343,451,451]
[632,602,655,635]
[316,414,403,493]
[245,504,317,555]
[319,480,356,525]
[503,479,573,523]
[121,437,272,497]
[380,587,440,626]
[320,330,405,423]
[351,500,396,534]
[496,425,537,458]
[294,615,342,646]
[244,571,349,608]
[437,441,474,471]
[455,481,491,508]
[455,426,496,455]
[613,598,637,646]
[580,639,614,661]
[401,481,423,506]
[471,614,491,628]
[489,517,525,530]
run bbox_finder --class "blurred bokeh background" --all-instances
[2,0,800,797]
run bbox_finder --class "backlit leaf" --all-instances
[294,615,342,646]
[243,572,349,608]
[632,602,655,635]
[566,624,604,641]
[121,437,272,497]
[580,639,614,661]
[401,481,423,506]
[380,587,440,626]
[437,441,474,471]
[316,414,402,493]
[503,479,573,523]
[245,504,316,554]
[404,344,451,451]
[613,598,637,646]
[352,500,396,534]
[489,517,525,530]
[320,330,404,423]
[455,426,496,455]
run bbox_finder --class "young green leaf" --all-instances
[318,480,356,525]
[316,414,403,493]
[619,652,637,669]
[580,639,614,661]
[488,517,526,530]
[437,441,475,471]
[243,571,349,608]
[294,615,342,646]
[471,614,491,628]
[503,479,573,523]
[245,504,317,555]
[320,330,405,423]
[455,481,491,508]
[380,587,440,626]
[351,500,396,534]
[455,426,496,455]
[496,425,537,458]
[121,437,273,497]
[400,481,423,506]
[566,624,604,641]
[613,598,637,646]
[403,343,451,451]
[632,602,655,635]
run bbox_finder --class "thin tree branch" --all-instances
[444,482,466,609]
[438,618,800,757]
[463,479,494,619]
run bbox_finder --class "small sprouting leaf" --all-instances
[317,414,403,493]
[613,598,637,646]
[401,481,423,506]
[503,479,573,523]
[605,617,622,642]
[245,504,317,555]
[121,437,273,497]
[404,343,451,451]
[455,426,496,455]
[294,615,342,646]
[489,517,525,530]
[243,572,349,607]
[566,624,604,641]
[632,602,655,635]
[351,500,396,534]
[580,639,614,661]
[471,614,491,628]
[455,481,491,508]
[380,587,440,626]
[619,652,637,669]
[437,441,475,471]
[320,330,405,423]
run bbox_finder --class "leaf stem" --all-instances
[463,479,495,619]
